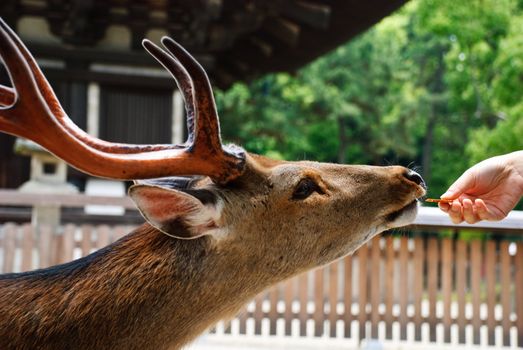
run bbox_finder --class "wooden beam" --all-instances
[249,37,273,57]
[41,67,176,89]
[215,0,409,88]
[0,208,144,225]
[46,0,108,46]
[282,1,331,30]
[27,42,215,70]
[262,17,301,47]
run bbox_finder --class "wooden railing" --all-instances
[0,223,135,271]
[0,190,135,209]
[0,189,142,225]
[0,191,522,347]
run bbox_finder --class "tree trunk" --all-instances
[337,116,348,164]
[422,107,437,185]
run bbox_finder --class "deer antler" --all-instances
[0,20,179,154]
[0,19,245,184]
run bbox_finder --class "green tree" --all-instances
[466,14,523,163]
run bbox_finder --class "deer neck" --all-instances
[0,223,273,349]
[129,225,272,347]
[89,224,271,348]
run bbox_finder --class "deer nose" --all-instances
[404,169,426,188]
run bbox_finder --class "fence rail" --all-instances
[0,191,522,347]
[0,189,136,209]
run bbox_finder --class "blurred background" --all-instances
[1,0,523,349]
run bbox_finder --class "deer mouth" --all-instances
[385,199,419,228]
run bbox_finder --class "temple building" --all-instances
[0,0,406,189]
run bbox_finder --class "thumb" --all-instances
[441,170,476,199]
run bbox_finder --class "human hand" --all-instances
[438,151,523,224]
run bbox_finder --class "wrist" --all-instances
[505,150,523,195]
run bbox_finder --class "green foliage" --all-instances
[465,13,523,164]
[215,0,523,198]
[467,114,523,164]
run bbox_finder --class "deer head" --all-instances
[0,18,425,349]
[129,159,424,280]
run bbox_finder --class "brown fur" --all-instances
[0,154,425,349]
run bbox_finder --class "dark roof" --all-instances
[2,0,408,88]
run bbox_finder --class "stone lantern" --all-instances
[15,138,78,229]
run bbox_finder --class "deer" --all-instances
[0,18,426,350]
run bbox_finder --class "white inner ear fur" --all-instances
[185,199,229,240]
[186,198,223,228]
[130,184,229,240]
[153,199,228,241]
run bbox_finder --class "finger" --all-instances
[438,202,451,212]
[475,199,498,221]
[448,201,464,224]
[462,198,479,224]
[441,170,476,199]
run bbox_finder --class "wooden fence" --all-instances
[222,233,523,348]
[0,223,134,271]
[0,222,522,347]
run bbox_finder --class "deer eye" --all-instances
[292,178,322,200]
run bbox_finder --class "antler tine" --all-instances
[0,18,176,154]
[0,85,14,107]
[0,20,246,183]
[142,39,195,144]
[160,37,222,152]
[0,22,45,135]
[0,19,61,115]
[0,22,37,99]
[0,30,195,151]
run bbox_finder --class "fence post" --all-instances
[456,239,467,343]
[516,242,523,347]
[399,237,409,340]
[427,237,439,342]
[413,236,424,341]
[343,255,352,338]
[358,243,368,342]
[369,237,381,339]
[441,237,453,343]
[500,241,512,346]
[470,240,482,345]
[2,223,16,273]
[485,240,496,346]
[384,236,394,339]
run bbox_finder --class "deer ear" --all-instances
[128,184,222,239]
